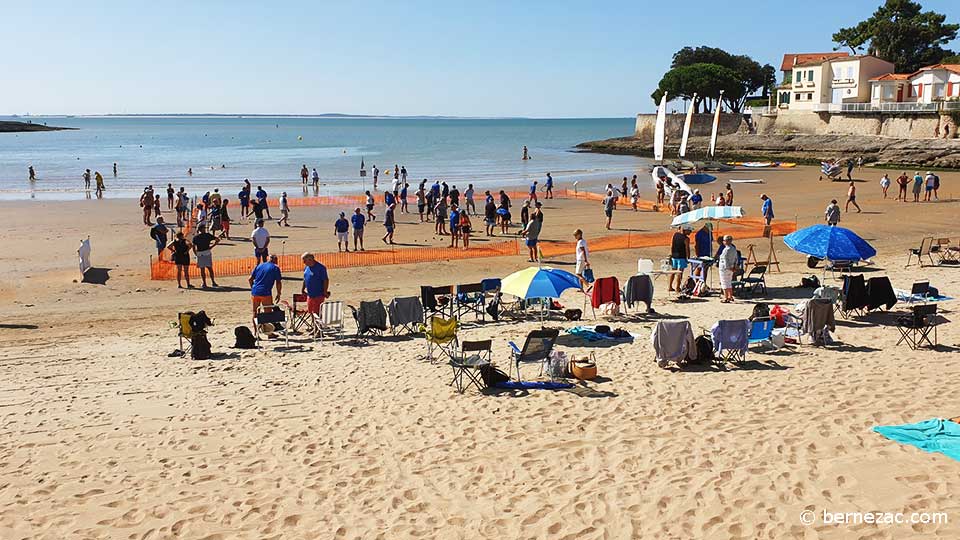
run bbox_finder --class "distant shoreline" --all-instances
[0,121,72,133]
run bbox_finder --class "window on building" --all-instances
[808,70,814,82]
[794,93,801,100]
[807,93,813,100]
[794,71,800,84]
[935,84,945,98]
[872,86,879,98]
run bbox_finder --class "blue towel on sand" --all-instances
[567,326,634,342]
[873,418,960,462]
[495,381,574,390]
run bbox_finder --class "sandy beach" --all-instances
[2,165,960,539]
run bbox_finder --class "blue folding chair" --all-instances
[748,317,776,350]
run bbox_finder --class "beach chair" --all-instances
[450,339,492,394]
[590,276,622,318]
[934,238,957,263]
[481,279,502,321]
[177,312,194,356]
[895,304,939,349]
[747,317,777,351]
[420,285,453,322]
[388,296,424,335]
[733,265,767,297]
[454,283,486,321]
[838,274,868,318]
[318,301,344,341]
[349,300,388,339]
[651,320,696,367]
[799,298,836,346]
[280,294,314,335]
[827,260,856,280]
[255,305,289,348]
[906,237,935,267]
[508,328,560,381]
[421,316,460,364]
[865,276,897,312]
[711,319,751,364]
[903,281,930,303]
[623,274,654,314]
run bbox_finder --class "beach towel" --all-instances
[651,320,696,366]
[624,274,654,312]
[866,276,897,311]
[388,296,424,328]
[495,380,574,390]
[591,277,621,309]
[873,418,960,462]
[567,326,634,342]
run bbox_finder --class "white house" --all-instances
[870,64,960,104]
[785,55,893,111]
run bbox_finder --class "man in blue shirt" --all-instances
[249,254,282,327]
[238,187,250,217]
[384,190,395,208]
[335,212,350,252]
[529,181,538,203]
[760,193,774,225]
[301,253,329,320]
[382,203,396,244]
[545,173,554,199]
[255,186,272,219]
[351,207,366,251]
[448,204,461,248]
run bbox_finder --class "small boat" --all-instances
[729,179,764,184]
[680,173,717,184]
[776,162,797,168]
[741,162,774,168]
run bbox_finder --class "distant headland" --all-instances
[0,120,72,133]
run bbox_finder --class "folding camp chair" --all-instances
[450,339,492,393]
[349,300,388,339]
[839,274,868,318]
[828,260,856,281]
[733,265,767,297]
[934,238,957,263]
[454,283,486,322]
[255,305,289,348]
[388,296,424,335]
[318,301,344,341]
[711,319,751,364]
[589,276,622,318]
[421,316,460,364]
[902,281,930,303]
[896,304,939,349]
[481,279,502,321]
[420,285,453,323]
[865,276,897,312]
[747,317,776,351]
[280,294,314,335]
[906,237,935,267]
[178,312,194,356]
[508,328,560,381]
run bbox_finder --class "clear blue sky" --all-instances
[2,0,957,117]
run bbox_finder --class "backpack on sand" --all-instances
[694,335,714,364]
[234,326,257,349]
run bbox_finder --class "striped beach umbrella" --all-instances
[671,205,743,227]
[501,266,581,300]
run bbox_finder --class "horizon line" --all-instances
[3,113,635,121]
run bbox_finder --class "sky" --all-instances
[2,0,958,118]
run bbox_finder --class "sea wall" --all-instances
[754,111,948,139]
[634,113,744,143]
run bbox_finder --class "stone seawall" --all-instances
[755,110,956,140]
[634,113,744,142]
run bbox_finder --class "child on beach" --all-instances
[365,191,376,221]
[154,195,162,218]
[220,199,231,239]
[278,192,290,226]
[880,174,891,198]
[459,210,472,249]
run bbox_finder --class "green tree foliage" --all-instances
[832,0,958,73]
[651,46,776,112]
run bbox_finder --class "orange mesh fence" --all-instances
[150,239,522,280]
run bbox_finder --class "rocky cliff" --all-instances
[576,133,960,168]
[0,121,71,133]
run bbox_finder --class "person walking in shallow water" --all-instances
[28,165,35,181]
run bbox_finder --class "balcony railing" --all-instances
[812,102,941,113]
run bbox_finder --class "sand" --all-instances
[1,165,959,539]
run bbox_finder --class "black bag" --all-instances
[189,311,213,333]
[800,275,820,288]
[750,303,770,321]
[486,298,500,321]
[479,365,510,387]
[694,335,714,363]
[234,326,257,349]
[595,324,611,334]
[563,308,582,321]
[191,332,212,360]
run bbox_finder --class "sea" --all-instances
[0,116,651,201]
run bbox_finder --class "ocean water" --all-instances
[0,116,650,200]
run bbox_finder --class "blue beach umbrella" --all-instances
[671,205,743,227]
[783,225,877,262]
[501,266,581,300]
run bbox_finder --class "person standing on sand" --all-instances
[301,253,329,326]
[220,199,231,239]
[435,196,448,236]
[880,173,891,199]
[167,231,192,288]
[401,166,407,184]
[825,199,841,226]
[846,159,854,180]
[465,184,476,216]
[238,184,251,218]
[139,188,154,225]
[668,226,691,293]
[28,165,35,181]
[602,190,616,230]
[856,156,863,170]
[845,182,861,213]
[154,194,162,217]
[334,212,350,252]
[448,204,461,248]
[192,225,220,288]
[528,181,538,203]
[726,183,734,206]
[924,172,935,202]
[630,180,640,211]
[545,173,554,199]
[382,203,396,245]
[351,207,366,251]
[251,219,271,263]
[718,235,738,303]
[277,192,290,227]
[150,217,169,259]
[255,186,272,219]
[896,172,909,201]
[400,183,409,214]
[166,183,175,209]
[460,209,472,249]
[484,196,497,236]
[912,172,923,202]
[522,206,542,262]
[416,185,426,222]
[760,194,774,225]
[83,169,91,190]
[249,254,282,332]
[574,229,590,290]
[364,190,376,221]
[933,172,941,201]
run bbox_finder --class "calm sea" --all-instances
[0,116,649,200]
